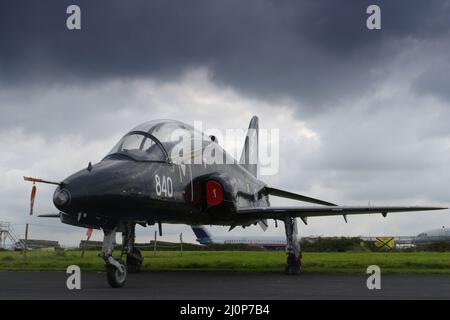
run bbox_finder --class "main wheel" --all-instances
[284,253,301,275]
[106,259,127,288]
[126,247,143,274]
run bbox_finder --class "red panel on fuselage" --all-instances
[206,180,223,206]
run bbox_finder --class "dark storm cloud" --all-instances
[1,0,449,108]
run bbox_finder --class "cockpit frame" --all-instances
[104,130,171,164]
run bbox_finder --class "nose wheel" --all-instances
[106,258,127,288]
[100,228,128,288]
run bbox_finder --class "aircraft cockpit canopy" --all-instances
[104,120,211,162]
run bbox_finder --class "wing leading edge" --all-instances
[236,206,447,223]
[264,187,337,206]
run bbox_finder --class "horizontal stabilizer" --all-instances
[265,187,336,206]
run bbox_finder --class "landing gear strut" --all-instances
[100,223,144,288]
[283,216,301,275]
[101,228,127,288]
[122,222,143,274]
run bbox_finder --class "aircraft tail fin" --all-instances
[191,225,212,244]
[239,116,259,177]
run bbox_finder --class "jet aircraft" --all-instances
[191,225,286,250]
[24,117,446,287]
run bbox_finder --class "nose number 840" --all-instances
[155,174,173,198]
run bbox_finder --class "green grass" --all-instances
[1,250,450,274]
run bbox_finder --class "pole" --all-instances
[81,235,91,258]
[23,223,29,258]
[154,230,157,256]
[180,232,183,256]
[81,229,93,257]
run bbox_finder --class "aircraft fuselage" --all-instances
[56,159,269,230]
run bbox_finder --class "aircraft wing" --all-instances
[236,206,446,223]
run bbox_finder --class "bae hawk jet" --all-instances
[24,117,446,287]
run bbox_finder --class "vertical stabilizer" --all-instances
[239,116,259,177]
[191,225,212,244]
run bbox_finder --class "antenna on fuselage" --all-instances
[158,222,162,236]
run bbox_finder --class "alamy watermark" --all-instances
[66,5,81,30]
[66,265,81,290]
[366,5,381,30]
[167,121,280,176]
[65,4,381,32]
[366,265,381,290]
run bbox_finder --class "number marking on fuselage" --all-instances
[155,174,173,198]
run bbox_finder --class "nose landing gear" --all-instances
[100,228,127,288]
[100,223,144,288]
[106,258,127,288]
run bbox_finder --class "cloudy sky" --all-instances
[1,0,450,247]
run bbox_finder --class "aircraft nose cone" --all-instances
[53,187,71,208]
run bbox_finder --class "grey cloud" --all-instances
[414,65,450,101]
[1,1,450,245]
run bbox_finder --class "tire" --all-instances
[127,248,143,274]
[106,259,127,288]
[284,254,301,275]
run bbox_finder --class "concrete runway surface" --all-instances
[1,271,449,300]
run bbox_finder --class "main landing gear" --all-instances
[122,222,143,274]
[283,216,302,275]
[100,223,143,288]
